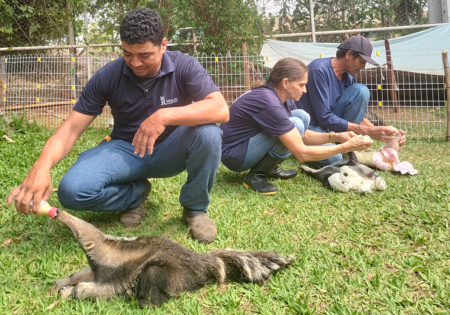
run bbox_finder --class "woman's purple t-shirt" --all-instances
[220,85,296,171]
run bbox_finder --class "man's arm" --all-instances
[348,119,399,143]
[361,117,373,126]
[354,118,407,145]
[132,91,229,157]
[7,111,96,214]
[306,69,349,132]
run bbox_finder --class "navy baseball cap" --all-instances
[337,36,379,66]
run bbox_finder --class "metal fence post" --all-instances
[310,0,316,42]
[442,51,450,141]
[0,58,5,108]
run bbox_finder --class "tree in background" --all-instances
[0,0,69,48]
[173,0,266,54]
[0,0,429,52]
[285,0,428,42]
[0,0,266,54]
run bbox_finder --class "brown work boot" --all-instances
[120,180,151,227]
[182,207,217,244]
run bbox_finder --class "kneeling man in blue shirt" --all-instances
[296,36,406,168]
[7,9,229,244]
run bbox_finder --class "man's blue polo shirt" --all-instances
[74,51,220,144]
[295,58,353,132]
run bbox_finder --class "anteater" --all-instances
[50,209,293,307]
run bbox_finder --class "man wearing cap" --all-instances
[296,36,406,168]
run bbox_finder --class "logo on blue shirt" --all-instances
[160,96,178,106]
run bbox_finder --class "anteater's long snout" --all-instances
[56,210,98,240]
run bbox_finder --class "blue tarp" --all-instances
[260,24,450,75]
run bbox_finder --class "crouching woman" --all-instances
[220,58,373,195]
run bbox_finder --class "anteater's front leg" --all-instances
[59,282,118,300]
[52,267,94,295]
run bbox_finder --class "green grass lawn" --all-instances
[1,121,450,314]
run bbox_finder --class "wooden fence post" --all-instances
[0,58,5,109]
[384,38,399,114]
[442,51,450,141]
[242,42,250,91]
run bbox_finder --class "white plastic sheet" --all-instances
[260,24,450,75]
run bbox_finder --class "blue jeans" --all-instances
[307,83,369,168]
[235,109,310,172]
[58,124,222,213]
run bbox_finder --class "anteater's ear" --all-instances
[84,241,95,250]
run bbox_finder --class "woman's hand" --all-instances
[332,131,356,143]
[340,135,373,153]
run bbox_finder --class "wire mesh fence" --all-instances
[0,49,447,138]
[355,48,447,139]
[0,52,116,127]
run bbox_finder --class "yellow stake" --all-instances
[319,54,322,58]
[376,51,380,56]
[266,56,269,61]
[38,58,41,62]
[72,86,75,90]
[215,57,218,62]
[37,84,40,89]
[111,58,114,61]
[36,98,40,102]
[72,100,75,104]
[378,101,382,107]
[72,58,75,62]
[378,85,381,89]
[4,59,7,63]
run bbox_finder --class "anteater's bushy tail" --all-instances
[210,249,293,285]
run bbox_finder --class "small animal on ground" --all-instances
[355,130,418,175]
[51,210,293,307]
[299,151,386,193]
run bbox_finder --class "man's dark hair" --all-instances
[120,9,164,45]
[336,48,360,59]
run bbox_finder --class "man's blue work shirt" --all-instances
[295,58,354,132]
[220,85,296,171]
[74,51,220,144]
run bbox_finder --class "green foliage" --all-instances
[0,0,265,54]
[287,0,428,42]
[166,0,266,54]
[0,112,40,137]
[0,0,70,49]
[0,0,430,53]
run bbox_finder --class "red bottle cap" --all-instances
[48,207,58,218]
